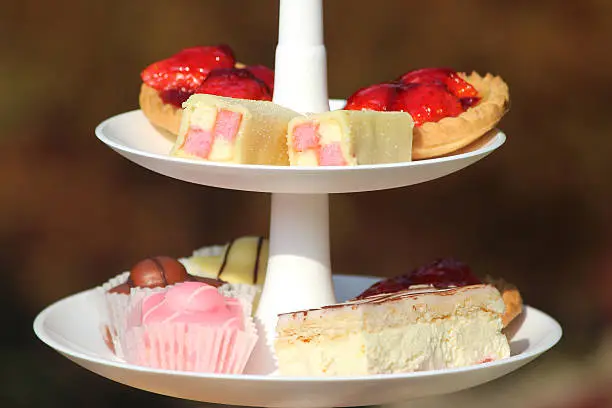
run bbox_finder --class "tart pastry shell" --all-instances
[484,275,523,328]
[412,72,510,160]
[139,83,183,141]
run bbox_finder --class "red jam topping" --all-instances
[141,45,236,106]
[391,83,464,125]
[141,45,276,107]
[245,65,275,94]
[398,68,479,99]
[158,88,195,108]
[344,67,481,126]
[355,258,482,299]
[344,83,402,112]
[195,68,272,101]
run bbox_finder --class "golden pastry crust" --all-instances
[139,83,183,141]
[412,72,510,160]
[484,275,523,328]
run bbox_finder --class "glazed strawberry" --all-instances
[344,83,401,111]
[355,258,482,300]
[246,65,275,94]
[391,83,464,126]
[195,68,272,101]
[398,67,480,105]
[398,67,454,84]
[141,45,236,94]
[442,72,480,100]
[344,68,482,125]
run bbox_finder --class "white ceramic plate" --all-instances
[95,100,506,194]
[34,275,560,408]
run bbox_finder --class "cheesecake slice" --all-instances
[275,284,510,376]
[287,110,414,166]
[171,94,300,165]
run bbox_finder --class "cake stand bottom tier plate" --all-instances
[34,275,561,408]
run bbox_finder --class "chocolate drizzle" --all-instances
[189,276,225,287]
[253,236,264,284]
[217,239,235,279]
[151,256,168,286]
[279,284,492,316]
[326,285,462,308]
[215,236,265,284]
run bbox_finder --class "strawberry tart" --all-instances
[139,45,274,140]
[345,68,510,159]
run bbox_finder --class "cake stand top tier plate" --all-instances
[95,100,506,194]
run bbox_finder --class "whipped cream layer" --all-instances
[275,284,510,376]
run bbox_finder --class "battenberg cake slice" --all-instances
[287,110,414,166]
[171,94,300,165]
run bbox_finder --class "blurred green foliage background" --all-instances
[2,1,612,407]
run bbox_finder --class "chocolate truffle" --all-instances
[128,256,189,288]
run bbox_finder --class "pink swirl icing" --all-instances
[141,281,244,330]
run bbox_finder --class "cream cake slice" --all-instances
[171,94,301,165]
[287,110,414,166]
[275,284,510,376]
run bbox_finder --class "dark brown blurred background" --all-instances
[2,0,612,407]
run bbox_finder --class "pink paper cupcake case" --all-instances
[123,321,258,374]
[95,271,130,357]
[96,272,174,358]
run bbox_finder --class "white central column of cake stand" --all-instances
[252,0,336,373]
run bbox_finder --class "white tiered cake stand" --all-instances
[34,0,561,407]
